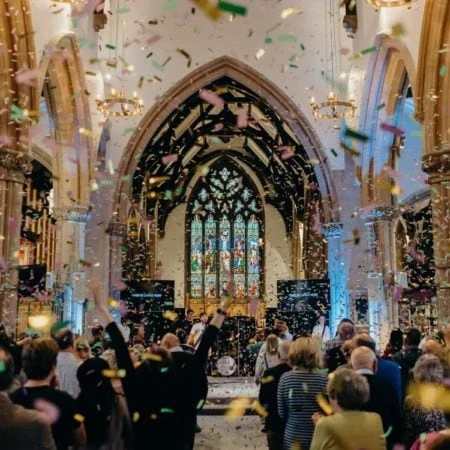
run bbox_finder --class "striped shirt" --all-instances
[277,370,328,450]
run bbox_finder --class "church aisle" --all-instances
[195,416,268,450]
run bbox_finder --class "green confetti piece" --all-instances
[300,43,305,51]
[77,38,96,49]
[264,36,273,44]
[218,1,247,16]
[331,148,338,157]
[376,103,386,111]
[278,35,297,43]
[0,360,5,373]
[123,127,135,135]
[116,7,130,14]
[411,130,423,137]
[151,60,165,72]
[51,321,72,335]
[196,399,205,410]
[164,0,179,11]
[360,46,377,55]
[160,367,169,373]
[106,44,116,50]
[440,65,447,77]
[344,128,369,142]
[289,54,297,62]
[160,407,174,414]
[164,190,173,200]
[381,425,393,438]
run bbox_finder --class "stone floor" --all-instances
[194,416,268,450]
[194,377,268,449]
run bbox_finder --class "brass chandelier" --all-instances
[311,0,356,120]
[366,0,418,9]
[95,0,144,118]
[311,92,356,120]
[96,89,143,117]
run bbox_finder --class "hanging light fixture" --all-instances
[96,0,144,118]
[310,0,356,120]
[366,0,418,9]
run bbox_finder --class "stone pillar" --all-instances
[0,150,32,333]
[322,223,349,336]
[364,207,397,348]
[53,206,90,331]
[423,150,450,327]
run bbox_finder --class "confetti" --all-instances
[191,0,222,20]
[162,154,178,165]
[281,7,303,19]
[236,108,248,127]
[344,128,368,142]
[102,369,126,378]
[380,122,404,136]
[199,88,224,106]
[217,1,247,16]
[177,48,192,67]
[360,46,377,55]
[440,65,447,77]
[256,49,265,59]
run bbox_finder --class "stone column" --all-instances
[423,151,450,327]
[53,206,90,331]
[364,207,397,348]
[0,150,32,333]
[322,223,349,336]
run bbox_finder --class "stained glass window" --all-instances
[188,160,263,299]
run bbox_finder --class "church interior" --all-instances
[0,0,449,359]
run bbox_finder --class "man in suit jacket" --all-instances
[352,333,402,407]
[259,341,292,450]
[310,369,386,450]
[351,346,402,450]
[0,347,56,450]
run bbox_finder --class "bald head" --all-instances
[278,341,292,361]
[352,333,376,352]
[160,333,180,350]
[423,338,441,356]
[351,346,377,373]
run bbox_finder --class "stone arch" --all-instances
[359,33,417,205]
[115,56,338,225]
[36,33,92,207]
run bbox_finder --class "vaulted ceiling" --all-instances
[133,76,321,233]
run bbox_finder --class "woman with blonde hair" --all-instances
[255,334,281,384]
[277,336,327,450]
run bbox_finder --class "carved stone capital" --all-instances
[422,149,450,175]
[322,222,343,238]
[53,205,91,222]
[0,149,32,174]
[106,219,127,237]
[363,206,398,223]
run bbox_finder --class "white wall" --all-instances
[156,201,291,308]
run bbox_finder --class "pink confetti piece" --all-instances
[236,108,248,128]
[276,145,295,160]
[0,256,8,271]
[15,68,39,86]
[34,399,61,425]
[312,211,322,236]
[380,122,404,136]
[199,89,224,107]
[161,154,178,165]
[214,123,224,131]
[146,35,162,46]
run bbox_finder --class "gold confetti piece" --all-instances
[391,22,406,37]
[280,7,302,19]
[316,393,334,416]
[225,397,251,420]
[391,185,402,196]
[251,400,268,417]
[260,375,274,384]
[102,369,126,378]
[132,412,140,422]
[192,0,222,21]
[79,128,93,137]
[74,413,85,422]
[162,310,179,321]
[142,352,163,362]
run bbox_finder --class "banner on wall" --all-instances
[277,279,330,313]
[120,279,175,313]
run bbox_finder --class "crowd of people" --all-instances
[256,318,450,450]
[2,299,450,450]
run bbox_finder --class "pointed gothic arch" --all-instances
[114,56,338,226]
